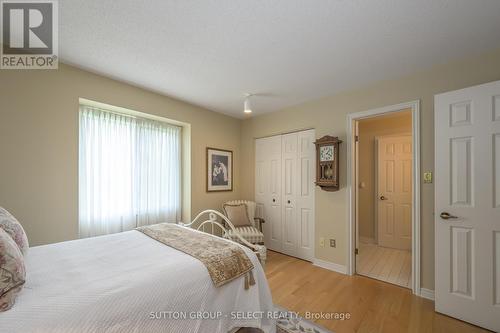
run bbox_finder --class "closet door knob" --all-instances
[287,200,291,204]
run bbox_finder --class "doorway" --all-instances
[346,100,421,295]
[356,111,412,288]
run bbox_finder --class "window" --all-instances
[78,104,181,238]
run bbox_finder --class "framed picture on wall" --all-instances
[206,147,233,192]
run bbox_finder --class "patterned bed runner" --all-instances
[136,223,255,289]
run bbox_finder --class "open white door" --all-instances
[435,80,500,332]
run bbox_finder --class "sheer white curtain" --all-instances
[79,105,181,238]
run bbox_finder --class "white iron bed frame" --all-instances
[180,209,267,267]
[0,211,273,333]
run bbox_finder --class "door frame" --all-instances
[346,100,421,295]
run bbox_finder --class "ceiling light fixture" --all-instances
[243,93,253,114]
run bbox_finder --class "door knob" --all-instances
[287,200,291,204]
[380,195,388,200]
[272,198,276,203]
[440,212,458,220]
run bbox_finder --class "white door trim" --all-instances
[346,100,421,296]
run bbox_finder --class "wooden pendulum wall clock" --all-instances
[314,135,342,191]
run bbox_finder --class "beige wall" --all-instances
[240,47,500,290]
[2,48,500,290]
[358,111,412,240]
[0,63,241,246]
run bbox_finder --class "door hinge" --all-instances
[355,248,359,255]
[355,135,359,142]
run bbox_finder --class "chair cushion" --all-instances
[0,207,29,255]
[225,200,256,222]
[224,226,264,244]
[222,203,252,227]
[0,228,26,312]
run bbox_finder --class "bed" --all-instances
[0,210,275,333]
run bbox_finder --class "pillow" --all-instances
[223,203,252,227]
[0,228,26,312]
[0,207,29,255]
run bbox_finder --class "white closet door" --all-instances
[296,129,316,261]
[255,136,282,252]
[255,129,315,261]
[282,132,298,256]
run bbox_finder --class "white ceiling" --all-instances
[60,0,500,118]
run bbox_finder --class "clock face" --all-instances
[319,145,334,162]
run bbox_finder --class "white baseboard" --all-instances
[312,258,347,274]
[419,288,435,300]
[359,236,376,244]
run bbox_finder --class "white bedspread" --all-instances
[0,230,275,333]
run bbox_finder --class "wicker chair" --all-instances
[222,200,265,245]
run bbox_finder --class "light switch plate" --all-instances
[423,171,433,184]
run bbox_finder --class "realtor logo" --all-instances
[1,0,58,69]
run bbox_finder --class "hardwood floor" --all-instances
[356,242,411,289]
[260,250,490,333]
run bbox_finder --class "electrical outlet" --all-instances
[319,237,325,247]
[330,239,336,248]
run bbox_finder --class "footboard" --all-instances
[180,210,266,267]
